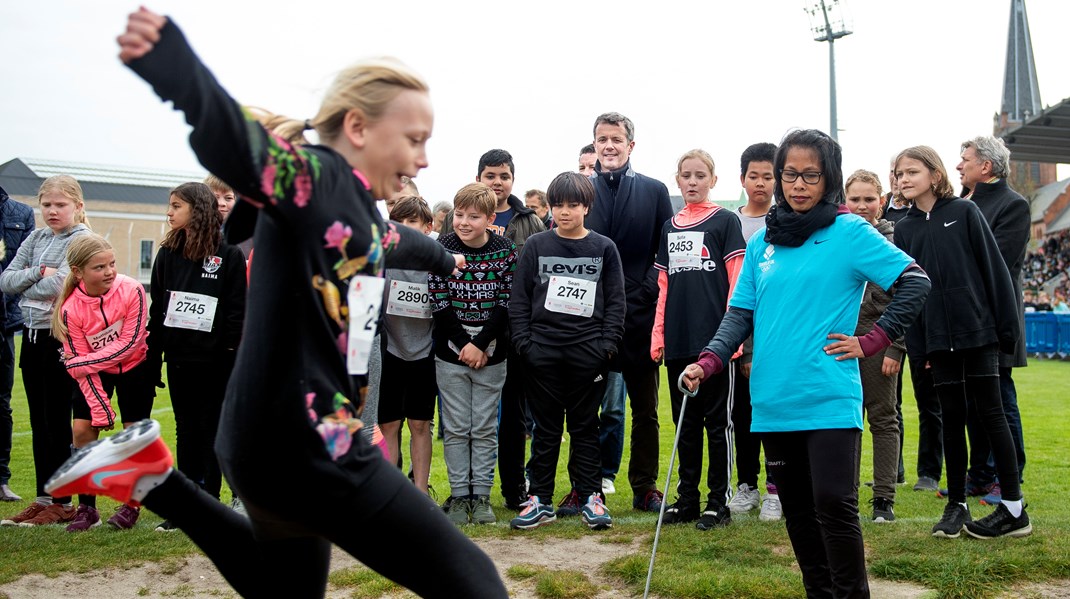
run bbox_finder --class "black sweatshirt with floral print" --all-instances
[128,20,455,527]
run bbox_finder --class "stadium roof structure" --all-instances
[1048,205,1070,235]
[1029,177,1070,223]
[1001,98,1070,165]
[0,157,205,205]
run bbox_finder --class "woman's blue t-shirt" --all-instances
[729,214,914,432]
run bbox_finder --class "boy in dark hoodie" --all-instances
[475,149,546,510]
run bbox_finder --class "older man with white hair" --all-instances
[956,135,1030,505]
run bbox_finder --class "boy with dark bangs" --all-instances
[509,172,625,531]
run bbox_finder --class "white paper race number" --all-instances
[544,275,596,317]
[87,320,124,352]
[164,291,218,332]
[385,280,432,319]
[667,231,703,270]
[347,275,385,375]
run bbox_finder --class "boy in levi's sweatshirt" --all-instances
[507,172,625,531]
[429,183,517,526]
[650,149,746,530]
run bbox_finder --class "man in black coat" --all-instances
[0,184,35,501]
[584,112,673,512]
[957,135,1031,501]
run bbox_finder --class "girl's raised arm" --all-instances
[117,7,167,64]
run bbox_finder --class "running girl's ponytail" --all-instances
[51,234,113,340]
[38,174,91,229]
[244,107,313,146]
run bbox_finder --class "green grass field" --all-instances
[1,352,1068,598]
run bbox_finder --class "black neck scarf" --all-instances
[763,200,840,247]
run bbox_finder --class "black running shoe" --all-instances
[964,503,1031,539]
[932,502,971,538]
[696,502,731,530]
[661,502,699,525]
[871,497,895,523]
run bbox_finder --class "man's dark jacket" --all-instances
[585,161,673,369]
[964,179,1030,368]
[0,185,36,333]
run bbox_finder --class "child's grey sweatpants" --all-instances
[436,358,507,497]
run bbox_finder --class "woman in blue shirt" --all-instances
[681,129,930,598]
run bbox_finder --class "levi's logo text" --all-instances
[202,256,222,279]
[537,257,603,283]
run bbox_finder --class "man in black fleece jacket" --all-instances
[957,136,1031,498]
[584,112,674,511]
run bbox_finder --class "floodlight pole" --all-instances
[810,0,852,142]
[820,1,839,141]
[824,30,839,139]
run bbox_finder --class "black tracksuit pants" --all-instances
[665,358,733,509]
[20,329,73,502]
[497,351,528,507]
[523,339,607,501]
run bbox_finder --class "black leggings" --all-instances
[20,329,73,502]
[145,464,507,598]
[929,346,1021,504]
[167,357,232,500]
[763,429,868,599]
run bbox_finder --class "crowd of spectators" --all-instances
[1023,229,1070,311]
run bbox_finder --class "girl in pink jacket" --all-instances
[52,233,154,531]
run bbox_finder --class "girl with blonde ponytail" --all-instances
[51,234,154,531]
[0,174,91,528]
[46,9,504,598]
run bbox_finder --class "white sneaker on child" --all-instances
[759,493,783,521]
[601,478,616,495]
[727,483,760,514]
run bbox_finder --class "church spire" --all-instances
[1001,0,1042,123]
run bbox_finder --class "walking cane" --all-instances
[643,370,699,599]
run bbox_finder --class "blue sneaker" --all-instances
[632,489,664,513]
[582,494,612,530]
[980,482,1002,506]
[510,496,556,530]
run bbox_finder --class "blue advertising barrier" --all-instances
[1058,313,1070,357]
[1024,312,1059,356]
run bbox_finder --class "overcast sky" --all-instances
[2,0,1068,206]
